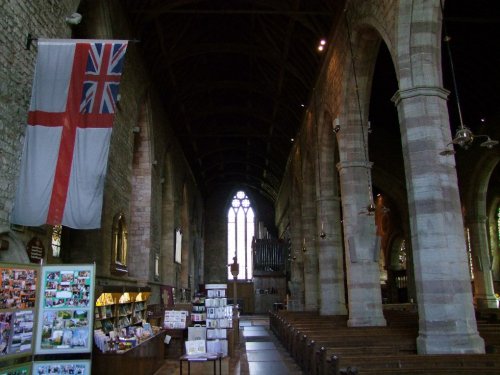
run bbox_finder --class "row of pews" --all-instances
[270,308,500,375]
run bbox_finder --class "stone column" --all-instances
[317,196,347,315]
[337,160,386,326]
[392,86,485,354]
[466,215,498,309]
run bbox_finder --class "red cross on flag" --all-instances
[11,39,128,229]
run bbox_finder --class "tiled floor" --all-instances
[153,315,304,374]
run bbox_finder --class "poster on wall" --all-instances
[32,360,90,375]
[34,264,95,355]
[0,362,32,375]
[0,263,39,359]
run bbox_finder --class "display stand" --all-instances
[0,263,39,373]
[205,284,232,356]
[33,263,96,374]
[164,309,189,359]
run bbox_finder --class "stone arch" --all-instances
[491,194,500,281]
[387,233,409,303]
[464,155,500,222]
[395,0,444,90]
[389,0,485,353]
[335,8,393,327]
[111,212,128,274]
[462,152,500,308]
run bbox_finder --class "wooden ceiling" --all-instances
[120,0,499,204]
[122,0,345,202]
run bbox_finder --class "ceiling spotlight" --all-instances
[317,39,327,52]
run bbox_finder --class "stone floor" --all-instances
[153,315,304,374]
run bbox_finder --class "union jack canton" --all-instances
[80,42,127,115]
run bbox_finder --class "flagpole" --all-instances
[25,34,140,50]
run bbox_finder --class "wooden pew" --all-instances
[330,353,500,375]
[270,310,419,373]
[308,329,417,374]
[271,309,500,375]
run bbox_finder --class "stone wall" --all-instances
[0,0,203,297]
[0,0,80,253]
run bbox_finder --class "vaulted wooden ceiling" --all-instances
[122,0,345,203]
[119,0,499,205]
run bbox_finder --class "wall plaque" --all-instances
[26,237,45,263]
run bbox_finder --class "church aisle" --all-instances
[241,315,304,375]
[153,315,304,374]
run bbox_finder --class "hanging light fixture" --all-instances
[344,9,376,216]
[439,1,498,156]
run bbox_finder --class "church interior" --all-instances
[1,0,499,374]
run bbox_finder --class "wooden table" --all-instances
[179,353,224,375]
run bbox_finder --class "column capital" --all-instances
[336,160,373,172]
[391,86,450,105]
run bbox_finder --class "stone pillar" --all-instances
[317,196,347,315]
[337,160,386,326]
[392,86,485,354]
[466,215,498,309]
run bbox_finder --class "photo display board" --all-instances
[34,264,95,355]
[0,361,32,375]
[32,359,90,374]
[0,263,39,360]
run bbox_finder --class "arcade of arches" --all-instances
[1,0,499,364]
